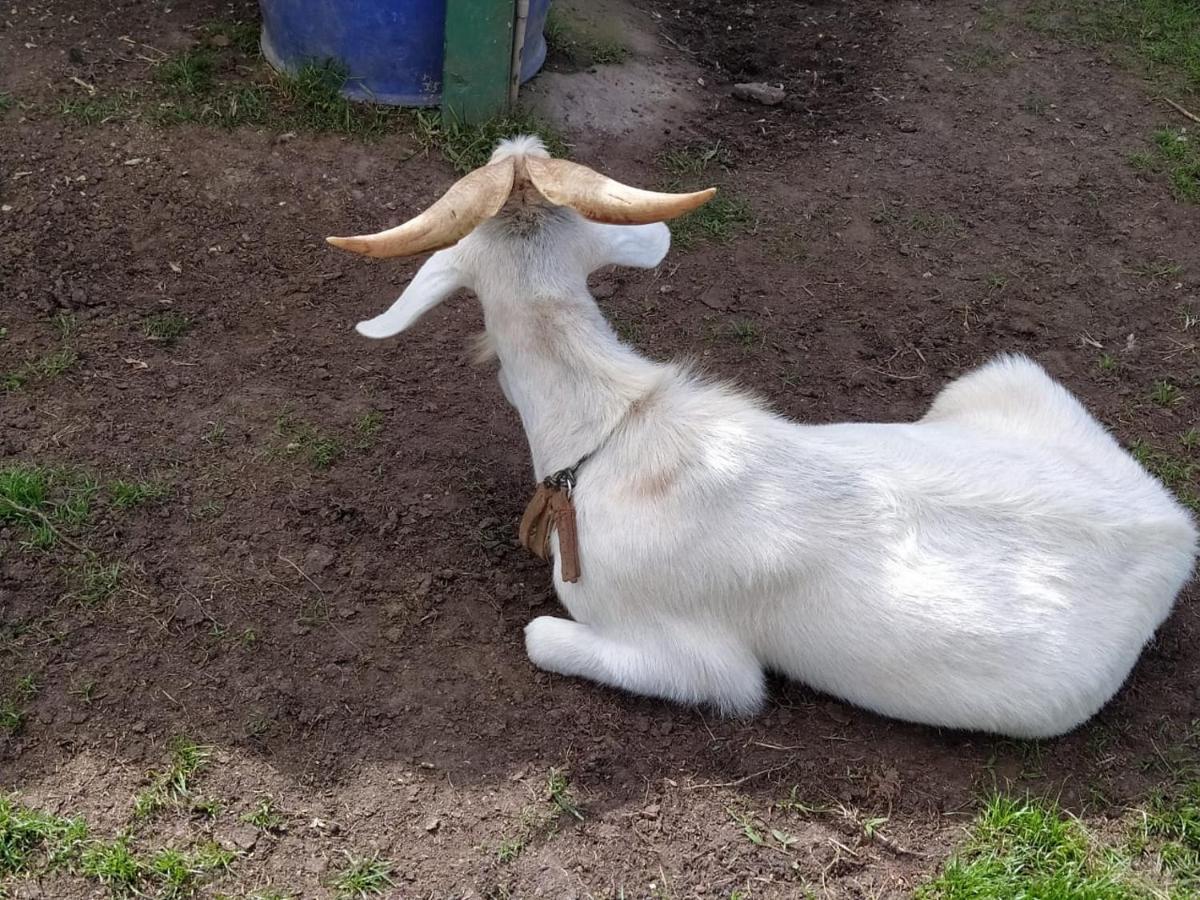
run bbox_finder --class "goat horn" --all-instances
[525,156,716,225]
[326,159,516,258]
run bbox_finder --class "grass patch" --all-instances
[0,92,14,112]
[1130,127,1200,203]
[546,767,584,822]
[275,412,343,470]
[918,794,1144,898]
[143,310,194,345]
[201,19,261,56]
[545,7,629,67]
[0,796,88,876]
[242,797,286,833]
[669,195,751,250]
[51,311,80,339]
[1135,782,1200,887]
[353,410,384,449]
[0,464,98,549]
[1130,257,1183,279]
[1027,0,1200,91]
[3,349,78,390]
[658,141,732,179]
[0,677,38,734]
[412,108,567,173]
[949,44,1010,72]
[1150,378,1185,408]
[727,320,764,350]
[70,555,124,606]
[158,49,217,96]
[332,852,394,899]
[133,737,210,819]
[1130,437,1198,513]
[58,92,139,125]
[149,842,237,898]
[109,477,172,510]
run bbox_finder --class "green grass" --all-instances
[1150,379,1185,408]
[353,410,384,449]
[1130,127,1200,203]
[332,852,395,899]
[669,195,751,250]
[51,311,80,339]
[2,676,39,733]
[71,555,124,606]
[149,842,237,898]
[1027,0,1200,91]
[545,7,629,66]
[1130,257,1183,279]
[0,464,98,549]
[412,108,568,173]
[65,36,401,137]
[242,797,286,833]
[546,768,584,822]
[1130,437,1198,511]
[727,320,764,350]
[109,477,172,510]
[79,836,145,893]
[133,737,211,819]
[201,19,261,56]
[950,44,1010,72]
[907,209,960,236]
[0,92,14,112]
[918,794,1146,899]
[158,49,217,96]
[275,412,343,470]
[3,348,78,390]
[1098,352,1120,373]
[273,62,400,136]
[658,142,732,179]
[0,796,88,875]
[1136,782,1200,887]
[143,310,194,345]
[58,93,138,124]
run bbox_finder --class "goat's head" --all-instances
[327,136,715,339]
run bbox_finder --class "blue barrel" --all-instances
[259,1,550,106]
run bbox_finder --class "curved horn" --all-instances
[327,159,515,258]
[525,156,716,225]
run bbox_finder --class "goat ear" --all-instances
[355,249,467,339]
[587,222,671,271]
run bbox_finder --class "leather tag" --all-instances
[518,483,582,582]
[551,492,581,583]
[519,484,555,561]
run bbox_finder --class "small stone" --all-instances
[424,817,441,833]
[732,82,787,106]
[228,826,258,851]
[698,284,730,311]
[210,33,231,48]
[899,158,916,168]
[303,544,336,574]
[897,118,919,133]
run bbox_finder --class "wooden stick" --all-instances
[0,499,88,553]
[1162,97,1200,126]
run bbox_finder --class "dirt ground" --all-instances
[2,0,1198,898]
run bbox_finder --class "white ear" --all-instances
[586,221,671,272]
[355,249,467,339]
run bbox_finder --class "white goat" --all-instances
[329,136,1198,739]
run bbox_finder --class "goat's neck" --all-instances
[483,287,661,481]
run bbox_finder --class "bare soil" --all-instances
[2,1,1198,898]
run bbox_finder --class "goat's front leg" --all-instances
[524,615,765,716]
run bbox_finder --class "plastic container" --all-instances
[259,0,550,107]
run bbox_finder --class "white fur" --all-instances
[355,140,1198,739]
